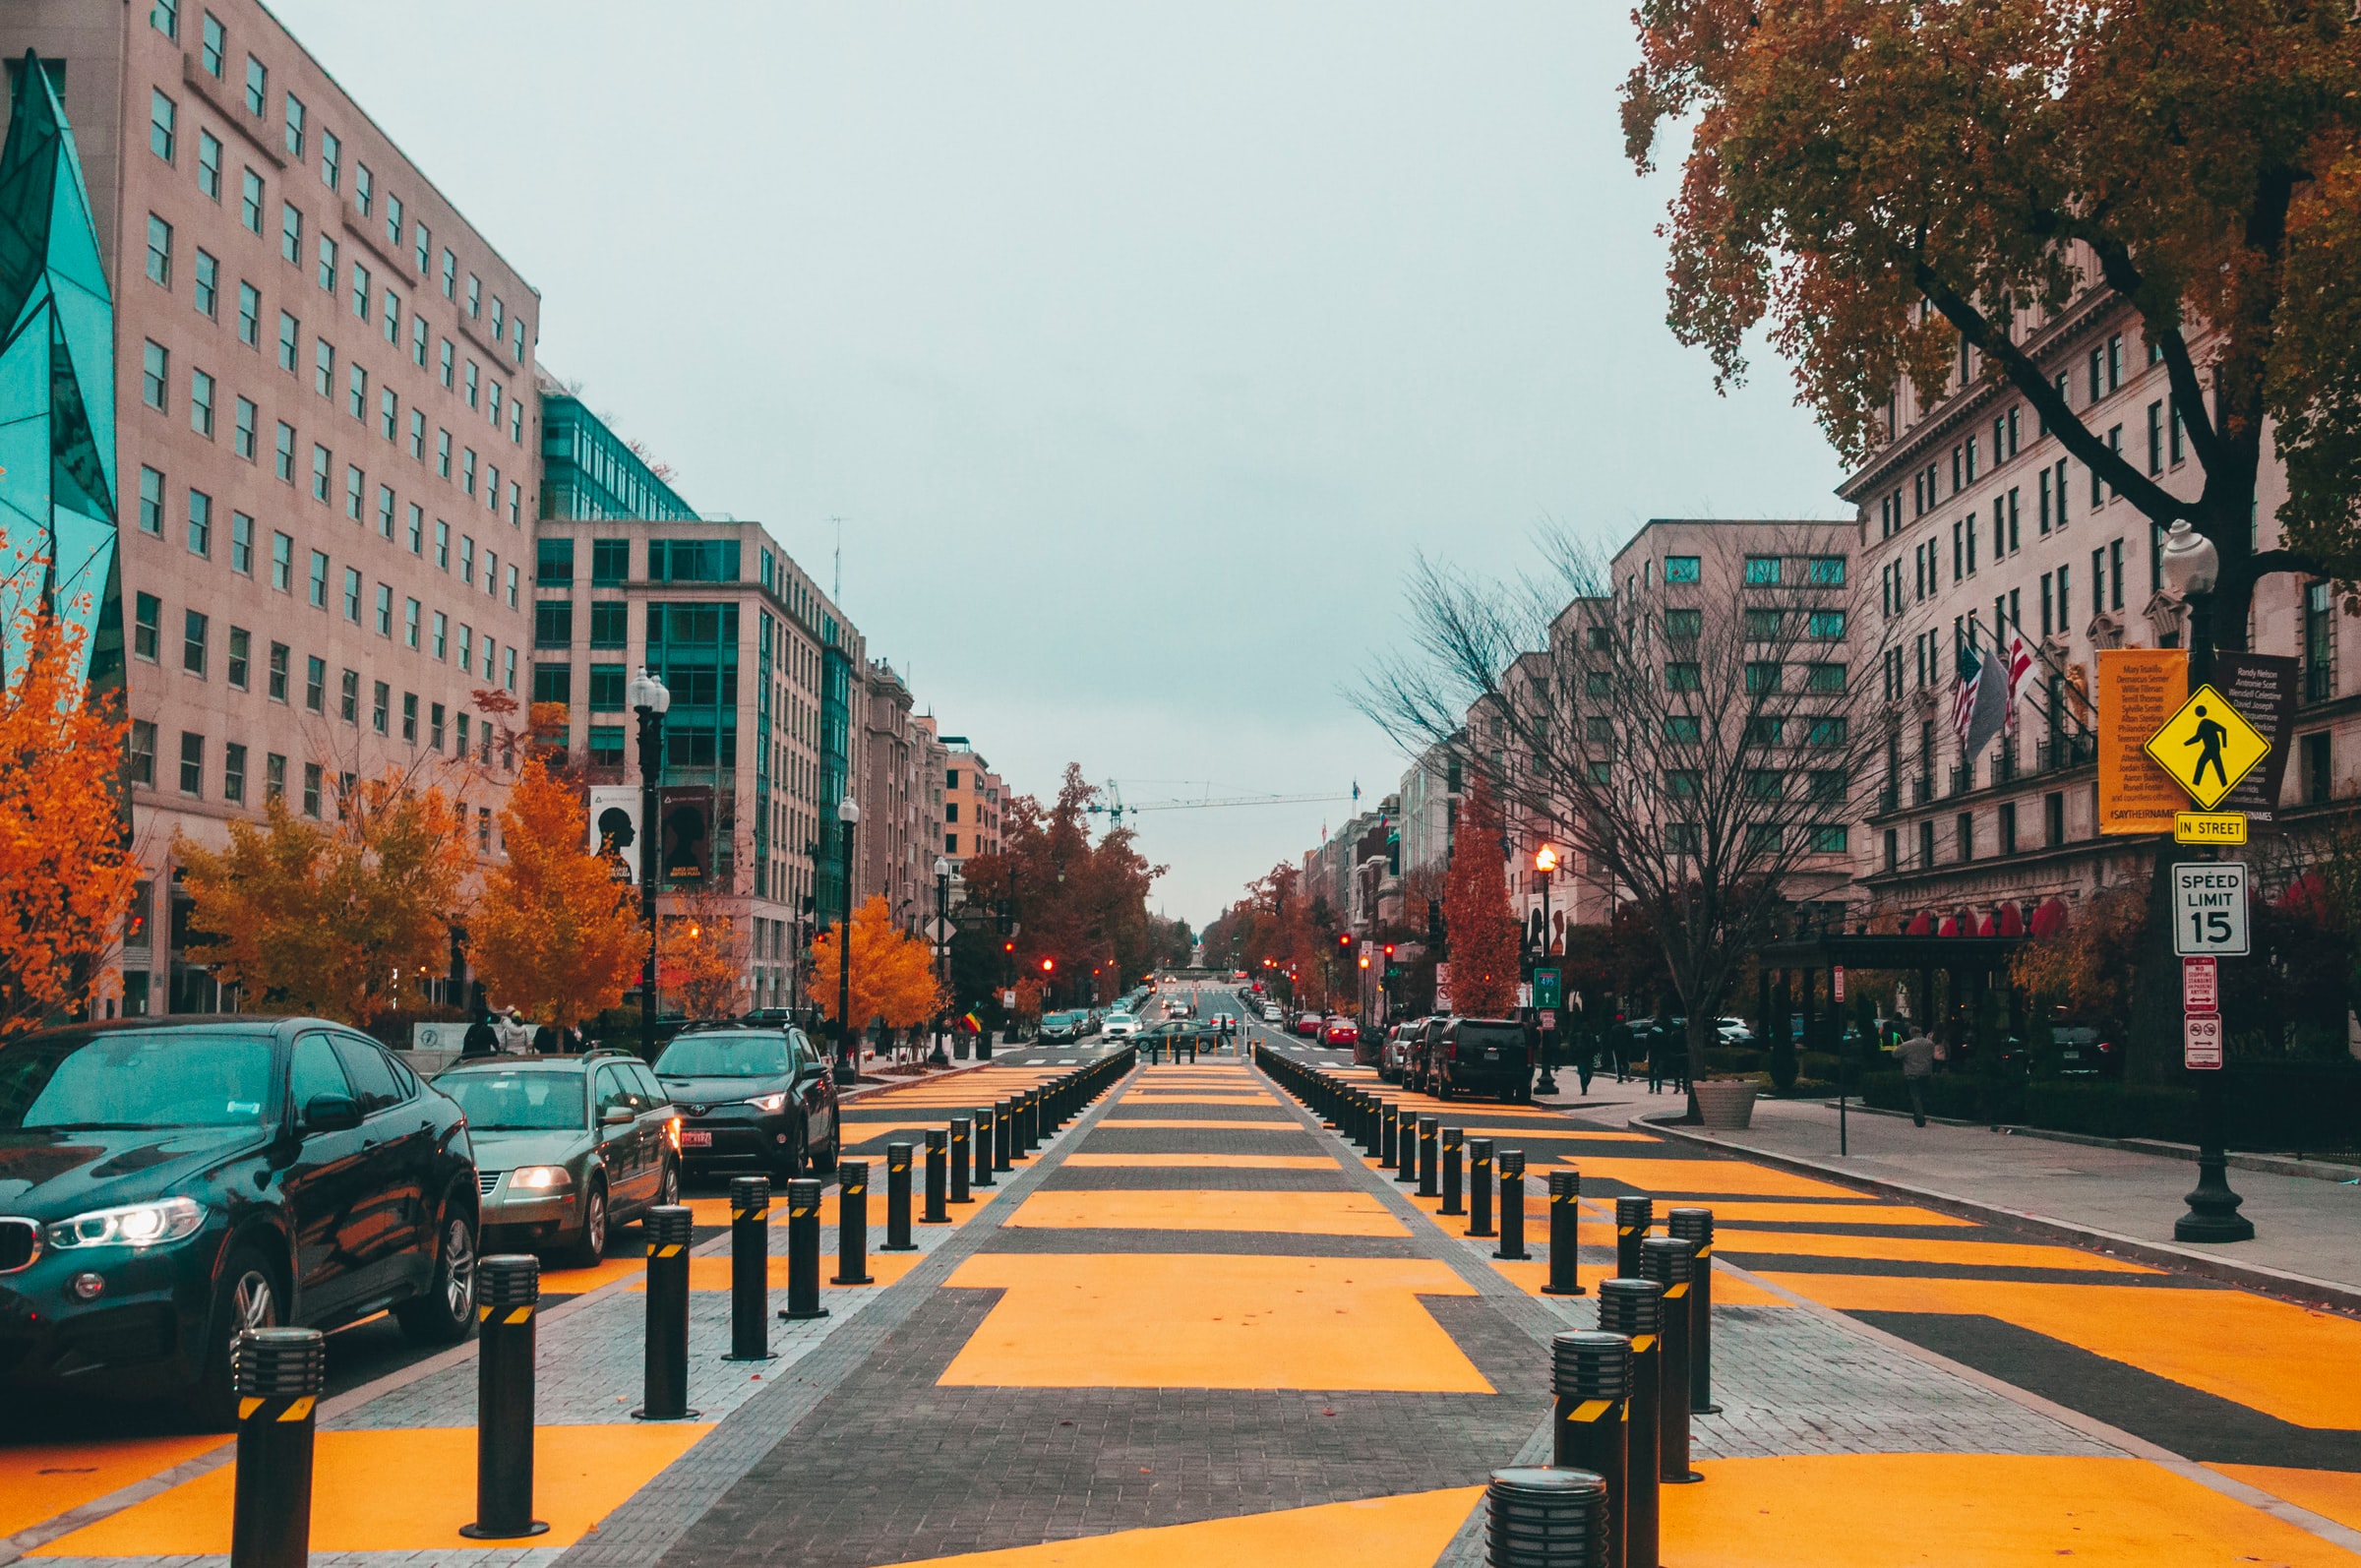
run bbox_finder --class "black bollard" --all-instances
[724,1176,773,1362]
[460,1256,548,1539]
[1666,1207,1720,1415]
[1026,1088,1043,1151]
[996,1099,1018,1170]
[1417,1116,1439,1199]
[1496,1149,1529,1260]
[1485,1466,1607,1568]
[882,1141,917,1250]
[634,1205,696,1420]
[1616,1195,1653,1280]
[1544,1169,1586,1296]
[833,1159,874,1285]
[229,1326,326,1568]
[1381,1103,1400,1170]
[779,1176,829,1320]
[922,1128,950,1224]
[973,1104,999,1188]
[1639,1236,1702,1484]
[1551,1330,1631,1568]
[1440,1125,1465,1215]
[1468,1137,1495,1237]
[949,1116,973,1204]
[1598,1278,1665,1568]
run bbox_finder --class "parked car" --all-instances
[1379,1019,1425,1083]
[0,1018,479,1425]
[1138,1020,1206,1055]
[1292,1012,1325,1037]
[1262,1003,1284,1024]
[1715,1017,1755,1047]
[1421,1016,1533,1102]
[1163,997,1194,1019]
[2052,1025,2120,1077]
[1101,1010,1141,1040]
[652,1026,838,1179]
[434,1052,680,1268]
[1321,1017,1362,1049]
[1038,1011,1088,1044]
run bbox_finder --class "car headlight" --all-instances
[46,1196,207,1250]
[745,1093,788,1113]
[510,1166,573,1190]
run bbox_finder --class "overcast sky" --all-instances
[276,0,1848,930]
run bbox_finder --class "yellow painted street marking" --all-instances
[886,1484,1484,1566]
[2206,1465,2361,1536]
[1658,1454,2357,1567]
[0,1436,223,1539]
[939,1253,1488,1391]
[1678,1200,1974,1228]
[1088,1118,1308,1131]
[1547,1157,1864,1200]
[1004,1190,1408,1236]
[1715,1228,2155,1273]
[1059,1154,1336,1170]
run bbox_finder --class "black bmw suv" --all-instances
[0,1018,479,1424]
[652,1025,839,1179]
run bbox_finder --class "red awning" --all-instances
[1996,902,2027,937]
[1935,915,1958,936]
[2029,896,2071,938]
[1974,910,1998,936]
[1905,910,1935,936]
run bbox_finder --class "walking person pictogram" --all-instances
[2184,704,2230,791]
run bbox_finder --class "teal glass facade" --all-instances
[646,600,738,888]
[539,392,697,523]
[0,52,120,689]
[817,620,850,929]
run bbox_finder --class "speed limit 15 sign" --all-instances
[2172,862,2250,956]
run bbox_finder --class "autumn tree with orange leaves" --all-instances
[0,601,136,1034]
[809,893,942,1031]
[177,771,471,1025]
[661,885,746,1022]
[1443,768,1519,1018]
[467,756,641,1028]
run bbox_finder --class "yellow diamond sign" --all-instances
[2144,685,2270,811]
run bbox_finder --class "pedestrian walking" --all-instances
[1644,1018,1665,1094]
[460,1009,500,1059]
[1572,1018,1596,1096]
[1608,1015,1633,1084]
[1897,1027,1938,1126]
[531,1020,563,1055]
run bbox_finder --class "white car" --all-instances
[1100,1011,1140,1040]
[1261,1004,1283,1023]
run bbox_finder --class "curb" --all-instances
[1632,1112,2361,1317]
[1816,1099,2361,1184]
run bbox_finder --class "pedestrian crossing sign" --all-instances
[2144,685,2270,811]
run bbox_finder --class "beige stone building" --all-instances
[1845,284,2351,923]
[859,659,928,931]
[940,739,1002,867]
[8,0,541,1013]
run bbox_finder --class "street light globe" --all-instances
[628,666,670,715]
[935,857,951,877]
[2158,519,2220,597]
[837,796,861,825]
[1535,844,1559,874]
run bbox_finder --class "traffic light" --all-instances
[1426,898,1445,947]
[1338,933,1352,948]
[1040,957,1055,974]
[1383,944,1395,958]
[1003,940,1014,954]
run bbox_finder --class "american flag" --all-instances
[2001,633,2034,733]
[1950,641,1985,750]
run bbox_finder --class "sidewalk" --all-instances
[1638,1094,2361,1307]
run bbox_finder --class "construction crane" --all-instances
[1087,781,1349,825]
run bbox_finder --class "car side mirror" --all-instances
[302,1093,362,1134]
[601,1106,636,1127]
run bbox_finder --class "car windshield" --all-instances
[1045,1012,1081,1027]
[1,1030,277,1130]
[1455,1024,1525,1051]
[656,1033,791,1078]
[438,1068,585,1130]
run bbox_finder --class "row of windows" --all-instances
[1658,661,1846,694]
[534,536,741,586]
[128,685,499,805]
[135,315,521,530]
[1659,554,1847,587]
[131,570,518,692]
[150,1,531,369]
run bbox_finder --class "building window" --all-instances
[589,601,629,649]
[432,612,449,660]
[1811,824,1848,855]
[316,234,336,293]
[1918,819,1935,868]
[302,762,322,818]
[342,568,362,623]
[193,247,219,315]
[133,593,161,662]
[283,92,305,158]
[237,281,260,344]
[223,743,246,804]
[268,641,288,701]
[588,725,625,768]
[129,721,156,786]
[535,600,574,648]
[588,664,625,711]
[311,444,331,503]
[186,488,212,556]
[281,202,301,265]
[233,396,256,459]
[271,531,292,591]
[190,370,213,437]
[2307,581,2336,701]
[227,626,249,687]
[404,598,420,647]
[308,550,329,609]
[436,429,452,477]
[945,833,958,854]
[375,582,393,635]
[1998,801,2018,856]
[241,168,264,233]
[344,464,364,520]
[314,337,333,396]
[304,655,326,713]
[1807,609,1846,639]
[178,733,205,796]
[1662,554,1700,584]
[1883,827,1898,873]
[401,693,418,743]
[1745,662,1784,693]
[266,753,286,802]
[142,341,168,409]
[590,538,631,586]
[320,129,339,190]
[1807,556,1846,585]
[277,311,298,373]
[373,681,391,734]
[2302,733,2331,806]
[1665,662,1701,692]
[273,421,295,481]
[2044,791,2065,848]
[532,663,570,706]
[150,90,177,162]
[441,249,456,298]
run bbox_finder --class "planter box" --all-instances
[1693,1079,1758,1130]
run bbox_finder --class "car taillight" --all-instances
[1443,1043,1458,1060]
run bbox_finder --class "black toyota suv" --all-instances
[1420,1016,1534,1102]
[0,1018,479,1425]
[652,1025,839,1179]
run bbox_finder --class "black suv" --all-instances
[1420,1017,1534,1102]
[0,1018,479,1424]
[653,1026,839,1178]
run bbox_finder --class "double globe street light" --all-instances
[630,667,671,1060]
[834,794,862,1085]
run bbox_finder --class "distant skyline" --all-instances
[273,0,1849,928]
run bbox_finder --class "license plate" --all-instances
[680,1129,712,1148]
[1483,1049,1499,1060]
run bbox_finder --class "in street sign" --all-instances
[1833,966,1846,1002]
[2181,955,2218,1015]
[2174,812,2248,846]
[2184,1013,2224,1070]
[2171,863,2250,956]
[2145,684,2270,811]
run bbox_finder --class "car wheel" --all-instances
[561,1176,609,1269]
[1435,1077,1454,1101]
[655,1158,681,1210]
[769,1122,807,1182]
[180,1242,283,1429]
[394,1203,477,1347]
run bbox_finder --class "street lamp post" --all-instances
[834,795,862,1087]
[1534,844,1559,1095]
[932,857,952,1068]
[630,668,671,1061]
[2159,520,2254,1242]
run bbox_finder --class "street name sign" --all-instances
[2174,812,2248,846]
[2145,684,2270,812]
[2171,863,2250,956]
